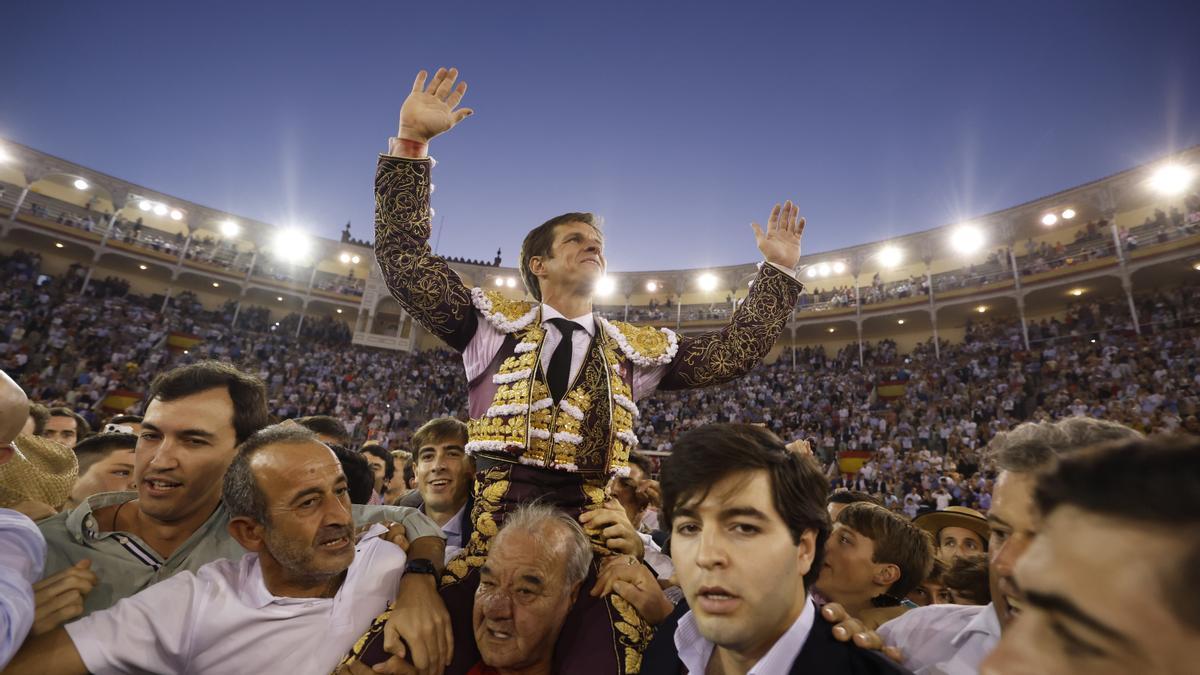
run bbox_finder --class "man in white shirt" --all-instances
[7,424,428,675]
[642,424,907,674]
[875,418,1140,675]
[0,370,46,669]
[982,436,1200,675]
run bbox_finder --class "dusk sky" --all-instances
[4,1,1198,271]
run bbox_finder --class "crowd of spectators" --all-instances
[4,241,1199,529]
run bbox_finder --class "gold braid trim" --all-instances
[660,263,802,389]
[374,156,475,347]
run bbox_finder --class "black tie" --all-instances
[547,318,580,403]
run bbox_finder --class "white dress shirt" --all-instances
[440,503,467,563]
[0,509,45,669]
[676,596,817,675]
[65,524,406,674]
[876,602,1001,675]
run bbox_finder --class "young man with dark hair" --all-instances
[403,417,474,563]
[906,557,950,607]
[331,444,377,505]
[941,555,990,606]
[372,68,807,672]
[34,361,450,662]
[294,414,352,447]
[983,436,1200,675]
[64,432,137,509]
[44,408,91,447]
[643,424,907,674]
[827,489,884,522]
[361,444,395,498]
[816,502,934,619]
[7,425,424,675]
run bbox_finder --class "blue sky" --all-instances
[3,1,1198,270]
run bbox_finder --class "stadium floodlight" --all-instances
[949,224,985,254]
[351,255,361,264]
[276,296,284,302]
[897,319,906,325]
[1193,261,1200,271]
[1062,208,1076,219]
[1041,213,1058,226]
[805,267,818,279]
[817,263,831,277]
[594,276,616,296]
[55,242,64,248]
[138,200,152,211]
[169,209,183,221]
[646,281,658,293]
[138,264,147,270]
[1069,288,1085,297]
[272,228,312,263]
[212,282,220,288]
[339,252,352,263]
[73,179,89,190]
[1149,164,1194,195]
[219,220,241,238]
[832,261,846,274]
[494,277,504,287]
[878,246,903,268]
[697,272,718,291]
[976,305,987,313]
[827,327,835,333]
[153,203,168,217]
[505,277,517,288]
[336,308,343,314]
[0,147,10,163]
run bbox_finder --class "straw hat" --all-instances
[0,433,79,510]
[913,505,990,544]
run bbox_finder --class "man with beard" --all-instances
[33,362,450,673]
[6,425,418,675]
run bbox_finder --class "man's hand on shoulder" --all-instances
[821,602,905,664]
[751,200,805,270]
[389,67,475,158]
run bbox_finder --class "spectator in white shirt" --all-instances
[6,424,423,675]
[876,417,1141,675]
[982,436,1200,675]
[0,370,47,669]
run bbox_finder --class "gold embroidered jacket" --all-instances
[374,154,803,475]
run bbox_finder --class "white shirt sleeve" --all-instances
[65,570,202,674]
[0,510,46,669]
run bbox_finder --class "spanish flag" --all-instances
[101,389,143,414]
[166,331,203,353]
[838,450,872,475]
[876,379,908,400]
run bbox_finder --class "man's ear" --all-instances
[873,563,900,590]
[795,528,818,577]
[228,515,267,552]
[568,580,583,605]
[528,255,547,279]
